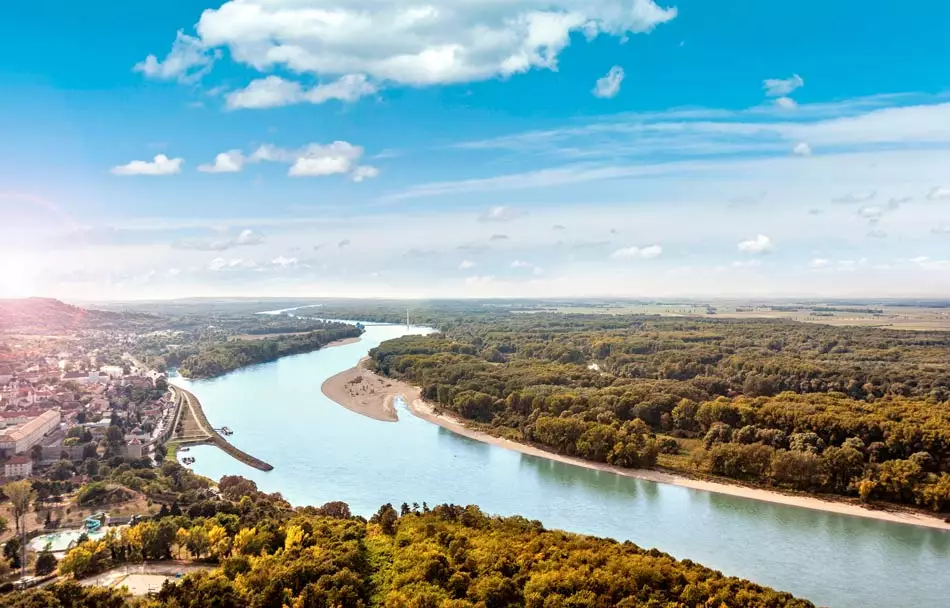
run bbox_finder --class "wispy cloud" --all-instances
[173,229,264,251]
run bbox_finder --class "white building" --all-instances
[100,365,125,379]
[3,455,32,478]
[0,410,61,455]
[62,371,109,385]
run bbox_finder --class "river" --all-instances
[172,323,950,608]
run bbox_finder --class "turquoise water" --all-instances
[29,528,108,553]
[173,324,950,608]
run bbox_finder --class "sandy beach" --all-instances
[323,364,950,531]
[321,358,416,422]
[325,336,362,349]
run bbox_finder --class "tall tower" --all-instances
[406,308,410,328]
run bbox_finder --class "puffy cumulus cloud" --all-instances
[611,244,662,259]
[792,142,811,156]
[174,229,264,251]
[134,31,218,83]
[458,260,476,270]
[225,74,376,110]
[763,74,804,97]
[111,154,183,176]
[198,150,245,173]
[737,234,773,254]
[927,187,950,201]
[248,141,377,180]
[149,0,675,90]
[593,66,625,99]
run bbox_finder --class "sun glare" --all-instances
[1,257,36,298]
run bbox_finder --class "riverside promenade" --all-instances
[169,385,274,472]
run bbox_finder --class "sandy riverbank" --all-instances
[325,336,362,349]
[321,358,417,422]
[324,365,950,531]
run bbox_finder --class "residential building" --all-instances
[123,438,144,460]
[3,455,32,478]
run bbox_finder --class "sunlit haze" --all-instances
[3,1,950,300]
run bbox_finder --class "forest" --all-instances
[369,314,950,512]
[178,322,362,379]
[1,476,812,608]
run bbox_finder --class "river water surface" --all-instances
[173,323,950,608]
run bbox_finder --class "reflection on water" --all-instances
[175,324,950,608]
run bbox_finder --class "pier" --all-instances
[168,385,274,472]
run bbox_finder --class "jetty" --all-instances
[168,385,274,472]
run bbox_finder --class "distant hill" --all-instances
[0,297,120,334]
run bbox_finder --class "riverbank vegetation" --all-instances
[178,322,362,379]
[370,314,950,513]
[2,476,812,608]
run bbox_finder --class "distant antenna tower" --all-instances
[406,308,410,328]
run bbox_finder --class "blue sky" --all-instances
[2,0,950,300]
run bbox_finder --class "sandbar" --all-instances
[324,364,950,531]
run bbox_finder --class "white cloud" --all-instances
[174,229,264,251]
[111,154,183,176]
[792,142,811,156]
[932,225,950,234]
[832,191,876,204]
[774,97,797,110]
[867,228,887,238]
[152,0,676,90]
[479,206,521,222]
[611,244,662,259]
[737,234,773,254]
[911,256,950,270]
[763,74,804,97]
[235,229,263,246]
[208,257,254,271]
[511,260,533,268]
[593,66,625,99]
[458,260,476,270]
[271,256,299,268]
[351,166,380,182]
[810,258,830,268]
[134,31,218,83]
[927,187,950,200]
[225,74,376,110]
[198,150,245,173]
[857,206,885,220]
[248,141,369,179]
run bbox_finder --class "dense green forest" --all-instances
[3,476,812,608]
[370,314,950,512]
[179,322,362,379]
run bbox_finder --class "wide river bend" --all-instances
[173,323,950,608]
